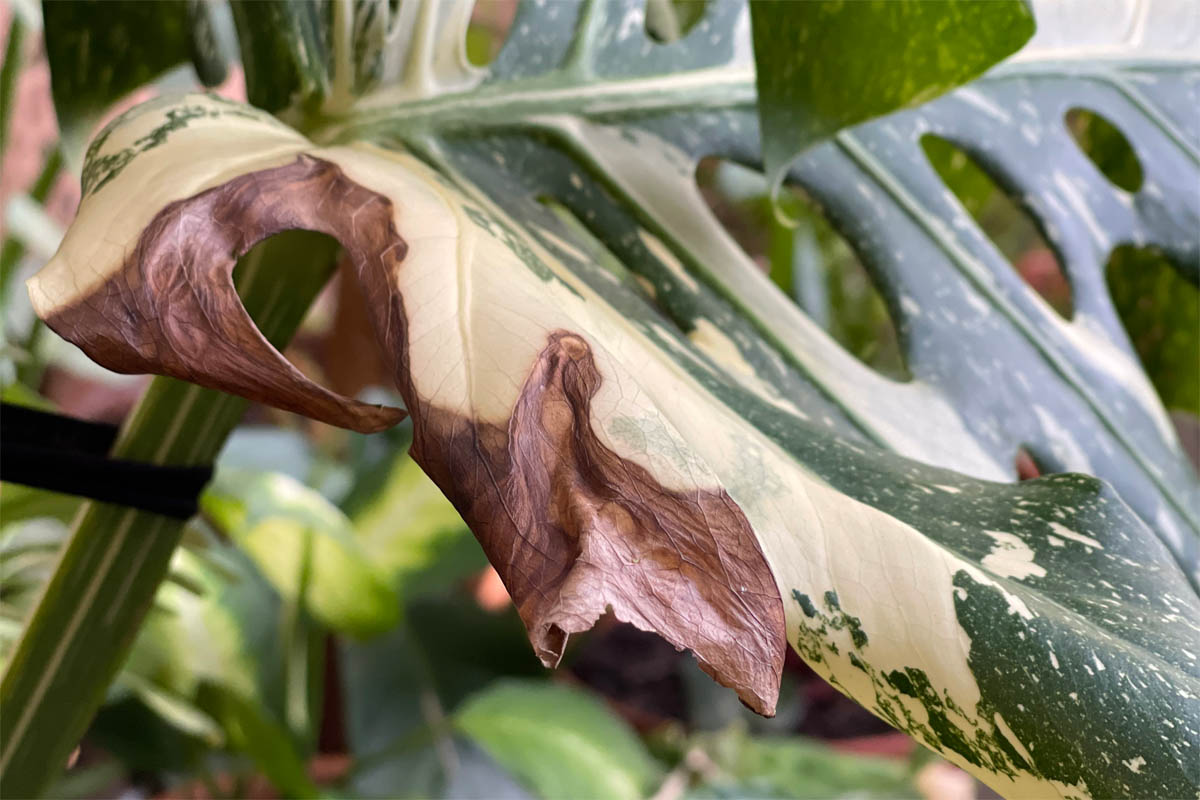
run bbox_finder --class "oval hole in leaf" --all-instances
[229,229,359,422]
[696,157,910,381]
[319,259,394,400]
[645,0,707,43]
[467,0,518,66]
[921,134,1073,320]
[1014,446,1042,480]
[1065,108,1144,194]
[1106,244,1199,416]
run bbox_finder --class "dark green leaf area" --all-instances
[44,0,227,152]
[955,568,1200,800]
[750,0,1034,180]
[789,590,1020,781]
[230,0,330,114]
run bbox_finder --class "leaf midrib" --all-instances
[310,64,757,144]
[308,58,1192,144]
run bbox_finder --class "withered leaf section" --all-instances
[28,98,786,715]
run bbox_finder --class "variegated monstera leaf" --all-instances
[30,1,1200,797]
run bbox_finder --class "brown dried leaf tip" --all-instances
[37,154,786,714]
[37,155,406,433]
[411,332,786,716]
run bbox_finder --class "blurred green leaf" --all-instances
[122,533,331,779]
[120,672,224,746]
[198,682,320,800]
[203,469,400,637]
[750,0,1033,189]
[686,726,918,799]
[342,596,544,799]
[89,693,211,776]
[454,680,660,800]
[347,452,485,599]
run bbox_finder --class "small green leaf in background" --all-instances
[750,0,1034,192]
[686,726,919,799]
[455,681,661,800]
[117,673,224,748]
[202,469,400,637]
[346,450,486,599]
[341,597,544,799]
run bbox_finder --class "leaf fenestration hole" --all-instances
[1105,244,1199,415]
[229,230,372,421]
[1065,108,1144,194]
[921,134,1074,320]
[1014,446,1043,481]
[644,0,706,43]
[467,0,517,66]
[696,157,910,381]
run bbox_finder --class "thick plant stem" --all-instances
[0,231,340,797]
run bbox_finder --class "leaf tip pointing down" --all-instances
[28,155,408,434]
[409,330,787,716]
[30,149,785,715]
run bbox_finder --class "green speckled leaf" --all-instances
[750,0,1034,188]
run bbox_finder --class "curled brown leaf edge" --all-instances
[36,155,787,715]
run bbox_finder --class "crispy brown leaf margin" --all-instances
[36,155,787,713]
